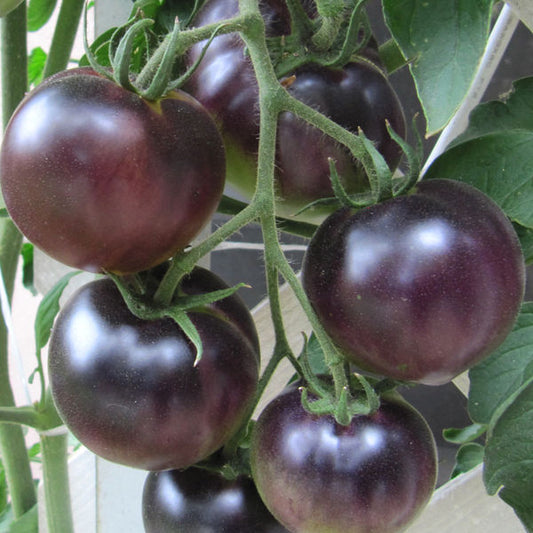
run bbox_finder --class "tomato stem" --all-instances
[0,2,38,520]
[42,0,86,79]
[40,431,75,533]
[154,203,259,307]
[237,0,356,418]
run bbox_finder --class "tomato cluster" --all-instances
[187,0,405,221]
[0,0,526,532]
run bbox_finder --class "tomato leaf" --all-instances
[424,131,533,228]
[382,0,493,135]
[442,423,486,444]
[483,380,533,531]
[468,302,533,425]
[0,503,38,532]
[451,442,485,478]
[424,77,533,228]
[450,77,533,145]
[20,243,37,296]
[27,0,57,32]
[28,46,46,88]
[514,224,533,265]
[34,270,80,353]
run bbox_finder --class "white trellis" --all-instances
[20,0,532,530]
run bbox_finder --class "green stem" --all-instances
[0,2,38,519]
[42,0,86,78]
[238,0,349,399]
[284,0,314,41]
[40,431,74,533]
[154,203,259,306]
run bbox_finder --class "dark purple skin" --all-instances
[302,178,526,385]
[0,67,225,274]
[276,62,405,205]
[179,266,260,359]
[251,385,437,533]
[143,469,290,532]
[48,275,259,471]
[187,0,404,220]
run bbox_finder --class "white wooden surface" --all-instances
[21,0,531,531]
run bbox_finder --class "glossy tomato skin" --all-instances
[187,0,404,221]
[276,62,405,207]
[0,67,225,274]
[302,179,526,385]
[143,468,289,532]
[251,385,437,533]
[48,269,259,471]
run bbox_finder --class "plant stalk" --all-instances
[40,431,74,533]
[0,2,38,519]
[42,0,86,79]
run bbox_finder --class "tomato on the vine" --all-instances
[0,67,226,274]
[302,178,526,385]
[142,468,289,532]
[48,267,259,471]
[187,0,405,221]
[251,384,437,533]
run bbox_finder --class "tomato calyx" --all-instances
[269,0,373,77]
[108,266,249,366]
[294,112,424,219]
[83,4,241,101]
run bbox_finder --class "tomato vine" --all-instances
[0,0,532,532]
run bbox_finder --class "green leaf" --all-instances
[443,422,487,444]
[28,46,47,87]
[20,243,37,296]
[382,0,493,135]
[451,442,485,478]
[34,271,80,353]
[79,28,116,68]
[8,504,38,532]
[425,77,533,228]
[27,0,57,32]
[424,131,533,228]
[451,77,533,146]
[468,303,533,425]
[301,333,329,376]
[514,224,533,265]
[483,380,533,531]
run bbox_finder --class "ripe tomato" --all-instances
[48,267,259,471]
[0,67,225,274]
[143,468,289,532]
[251,384,437,533]
[302,179,526,385]
[187,0,404,221]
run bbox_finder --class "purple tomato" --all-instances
[0,67,225,274]
[251,384,437,533]
[143,468,289,532]
[48,268,259,470]
[302,179,525,384]
[187,0,404,221]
